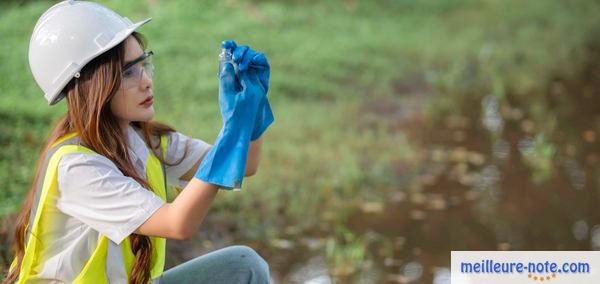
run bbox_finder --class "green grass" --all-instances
[2,0,600,277]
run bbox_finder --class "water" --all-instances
[336,60,600,282]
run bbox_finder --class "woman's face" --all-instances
[110,36,154,127]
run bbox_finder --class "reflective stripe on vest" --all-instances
[13,132,169,283]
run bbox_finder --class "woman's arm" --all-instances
[134,137,264,240]
[244,136,263,176]
[179,136,263,181]
[134,178,218,240]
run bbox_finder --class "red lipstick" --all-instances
[140,96,153,106]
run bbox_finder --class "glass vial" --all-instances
[218,48,237,76]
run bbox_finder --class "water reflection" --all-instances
[432,267,450,284]
[517,136,536,155]
[287,255,332,284]
[572,220,589,241]
[492,139,510,160]
[401,261,423,282]
[337,61,600,282]
[563,158,587,190]
[482,95,504,134]
[592,225,600,250]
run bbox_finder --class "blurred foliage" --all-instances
[520,133,556,184]
[325,226,367,278]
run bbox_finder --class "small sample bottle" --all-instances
[218,47,237,76]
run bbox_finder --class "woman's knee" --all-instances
[226,245,270,283]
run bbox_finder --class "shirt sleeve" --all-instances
[164,131,212,187]
[56,152,166,244]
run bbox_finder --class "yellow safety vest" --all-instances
[11,132,170,283]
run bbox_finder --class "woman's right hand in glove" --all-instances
[222,40,274,141]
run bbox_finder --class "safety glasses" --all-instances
[122,51,154,89]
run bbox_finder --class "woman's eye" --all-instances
[123,68,135,78]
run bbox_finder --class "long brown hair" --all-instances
[3,32,184,284]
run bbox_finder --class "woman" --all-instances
[3,1,273,283]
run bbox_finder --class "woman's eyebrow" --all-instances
[123,52,147,69]
[124,54,143,64]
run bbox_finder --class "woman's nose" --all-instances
[140,69,153,90]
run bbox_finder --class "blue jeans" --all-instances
[160,245,270,284]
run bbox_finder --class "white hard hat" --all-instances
[29,0,151,105]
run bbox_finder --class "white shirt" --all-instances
[30,125,211,283]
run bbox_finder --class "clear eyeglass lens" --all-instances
[122,55,154,89]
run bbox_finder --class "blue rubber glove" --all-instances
[194,61,266,189]
[251,94,274,141]
[223,40,274,141]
